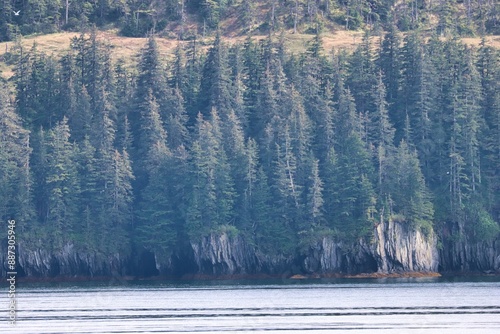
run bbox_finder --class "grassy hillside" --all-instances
[1,0,499,81]
[1,28,499,81]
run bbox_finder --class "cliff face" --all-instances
[190,233,259,275]
[2,220,498,279]
[303,238,377,274]
[439,223,500,272]
[186,219,438,276]
[440,238,500,272]
[1,242,129,278]
[372,220,439,273]
[187,233,295,276]
[303,220,438,275]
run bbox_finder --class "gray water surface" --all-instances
[3,277,500,333]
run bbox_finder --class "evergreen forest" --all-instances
[1,23,499,264]
[1,0,499,42]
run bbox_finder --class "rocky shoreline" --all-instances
[2,220,499,281]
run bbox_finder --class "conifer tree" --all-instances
[369,72,395,150]
[15,46,59,129]
[107,149,134,248]
[368,72,396,205]
[70,30,108,114]
[198,32,232,117]
[172,42,187,91]
[187,112,235,238]
[327,134,376,236]
[388,140,434,229]
[45,117,80,246]
[31,128,49,229]
[335,86,362,150]
[59,53,79,137]
[253,64,279,140]
[241,0,256,31]
[272,125,303,227]
[251,166,277,249]
[184,36,202,125]
[410,49,438,181]
[0,86,33,227]
[478,41,500,222]
[299,52,335,162]
[137,141,177,256]
[441,45,482,228]
[165,87,189,150]
[134,89,168,194]
[399,32,424,142]
[242,37,263,135]
[288,85,313,164]
[132,36,169,145]
[378,23,402,131]
[241,138,260,233]
[306,158,324,227]
[76,135,98,247]
[114,58,133,151]
[228,45,248,132]
[221,109,247,203]
[72,86,92,143]
[347,31,377,116]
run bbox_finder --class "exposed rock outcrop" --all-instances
[1,242,129,278]
[303,238,376,274]
[303,220,438,275]
[187,219,438,277]
[439,222,500,272]
[372,220,438,273]
[190,233,259,275]
[2,219,498,279]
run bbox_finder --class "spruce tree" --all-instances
[45,117,80,247]
[132,36,169,147]
[198,32,232,117]
[378,23,402,133]
[306,158,324,227]
[136,142,177,256]
[76,135,98,248]
[164,87,189,150]
[0,86,34,228]
[187,112,235,238]
[347,31,377,116]
[388,140,434,229]
[399,32,424,143]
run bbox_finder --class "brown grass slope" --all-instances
[0,22,499,80]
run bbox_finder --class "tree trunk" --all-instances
[294,0,298,34]
[65,0,69,25]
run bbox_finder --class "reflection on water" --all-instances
[2,277,500,333]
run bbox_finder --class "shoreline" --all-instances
[5,270,499,284]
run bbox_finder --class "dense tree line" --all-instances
[1,0,499,41]
[0,27,499,258]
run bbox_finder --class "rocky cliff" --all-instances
[156,233,295,277]
[302,220,438,275]
[2,220,499,279]
[190,233,259,275]
[185,219,439,276]
[439,222,500,273]
[372,220,439,273]
[1,242,130,278]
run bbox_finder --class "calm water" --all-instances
[2,277,500,333]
